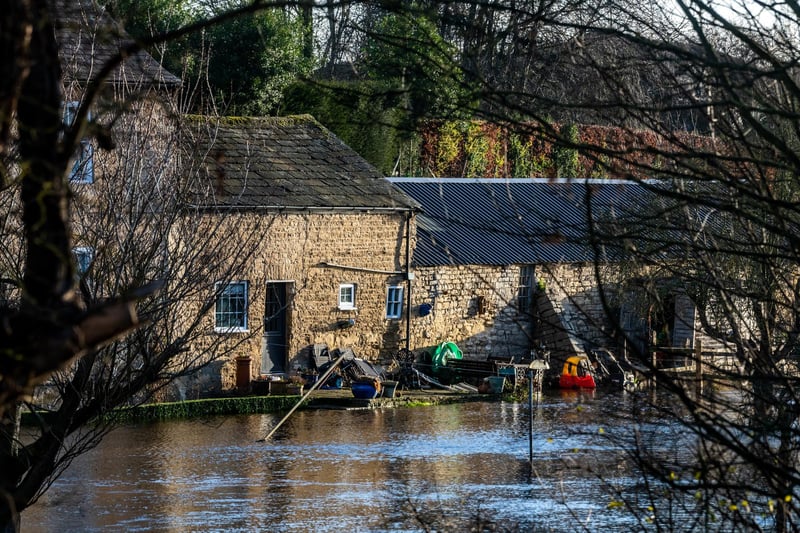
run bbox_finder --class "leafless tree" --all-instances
[453,2,800,531]
[6,0,800,530]
[346,1,800,529]
[0,1,273,529]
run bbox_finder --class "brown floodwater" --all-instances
[24,389,684,531]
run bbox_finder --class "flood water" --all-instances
[25,390,680,531]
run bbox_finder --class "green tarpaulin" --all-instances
[432,341,462,373]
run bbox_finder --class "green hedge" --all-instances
[113,396,303,424]
[22,395,303,426]
[281,80,417,175]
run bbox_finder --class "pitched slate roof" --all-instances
[53,0,181,87]
[185,115,418,210]
[389,177,653,266]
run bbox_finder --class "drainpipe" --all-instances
[404,210,412,353]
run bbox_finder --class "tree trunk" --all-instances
[301,4,313,61]
[0,403,21,533]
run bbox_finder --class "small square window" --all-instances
[338,283,356,310]
[215,281,248,332]
[64,101,94,184]
[63,101,80,127]
[386,286,404,319]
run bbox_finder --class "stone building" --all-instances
[6,0,182,283]
[60,0,183,279]
[2,5,182,329]
[20,1,423,397]
[183,116,418,390]
[390,177,713,369]
[19,1,729,400]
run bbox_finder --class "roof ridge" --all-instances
[214,115,319,127]
[388,177,646,184]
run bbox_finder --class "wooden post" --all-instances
[694,339,703,395]
[528,367,534,465]
[258,352,347,442]
[651,330,658,388]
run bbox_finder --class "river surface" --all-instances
[25,390,680,531]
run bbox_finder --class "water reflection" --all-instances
[27,390,661,531]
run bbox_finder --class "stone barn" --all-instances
[183,116,419,391]
[389,177,708,370]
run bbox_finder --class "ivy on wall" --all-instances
[423,120,561,178]
[508,133,531,178]
[281,83,718,180]
[464,122,490,177]
[553,123,580,178]
[416,120,717,179]
[434,120,464,175]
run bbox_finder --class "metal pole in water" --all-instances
[528,367,534,464]
[257,352,346,442]
[527,358,548,466]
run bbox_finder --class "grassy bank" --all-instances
[22,395,303,426]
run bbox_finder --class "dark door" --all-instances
[261,282,290,374]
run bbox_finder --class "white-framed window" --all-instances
[338,283,356,310]
[63,101,94,184]
[386,286,404,319]
[63,101,81,128]
[72,246,94,276]
[70,140,94,183]
[517,265,534,313]
[215,281,249,332]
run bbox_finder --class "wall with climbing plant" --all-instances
[413,120,718,179]
[283,81,721,180]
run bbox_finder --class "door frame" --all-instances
[261,280,293,375]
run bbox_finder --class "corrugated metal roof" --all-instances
[389,178,653,266]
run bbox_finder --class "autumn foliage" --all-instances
[418,120,720,180]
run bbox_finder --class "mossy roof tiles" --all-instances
[53,0,181,87]
[185,115,418,210]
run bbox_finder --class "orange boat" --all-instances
[558,355,597,389]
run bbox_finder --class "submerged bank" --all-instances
[22,388,490,426]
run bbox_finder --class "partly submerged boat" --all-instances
[559,355,597,389]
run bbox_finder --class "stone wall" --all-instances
[408,264,533,360]
[534,262,621,364]
[188,210,413,390]
[405,261,627,370]
[536,264,738,367]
